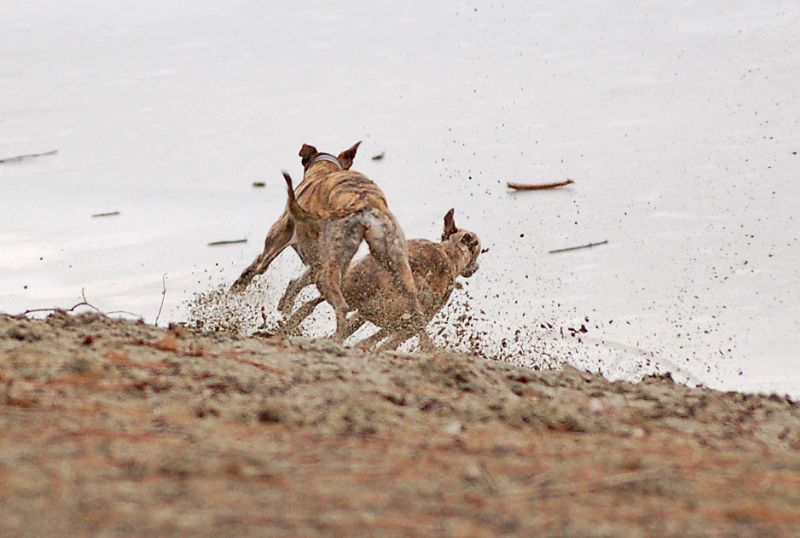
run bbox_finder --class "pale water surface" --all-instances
[2,1,799,395]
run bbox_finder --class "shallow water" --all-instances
[2,1,799,395]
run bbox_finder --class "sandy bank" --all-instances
[1,313,799,536]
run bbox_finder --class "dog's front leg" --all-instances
[231,213,294,292]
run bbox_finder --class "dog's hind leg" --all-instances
[362,211,425,328]
[231,213,294,292]
[375,329,415,352]
[280,295,364,339]
[277,268,314,316]
[354,327,390,351]
[277,295,324,335]
[317,273,348,342]
[315,220,363,342]
[341,312,366,342]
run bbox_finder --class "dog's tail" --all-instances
[283,171,317,222]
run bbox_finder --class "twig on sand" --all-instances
[548,240,608,254]
[154,274,167,326]
[18,288,145,321]
[105,310,145,320]
[19,289,105,317]
[502,467,672,500]
[507,179,574,191]
[536,468,669,499]
[91,211,121,218]
[0,149,58,164]
[208,239,247,246]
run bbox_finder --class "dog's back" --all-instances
[294,170,389,219]
[342,240,458,330]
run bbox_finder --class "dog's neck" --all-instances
[304,154,343,178]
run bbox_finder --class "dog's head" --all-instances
[299,141,361,171]
[441,208,482,278]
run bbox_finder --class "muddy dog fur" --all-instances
[279,207,482,351]
[232,143,423,341]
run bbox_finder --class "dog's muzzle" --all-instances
[462,262,479,278]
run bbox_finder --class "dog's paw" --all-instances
[230,273,252,293]
[354,339,377,352]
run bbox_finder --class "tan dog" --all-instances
[280,205,482,351]
[232,143,423,341]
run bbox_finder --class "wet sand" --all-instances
[2,312,799,536]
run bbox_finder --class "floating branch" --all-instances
[91,211,120,218]
[548,240,608,254]
[0,149,58,164]
[208,239,247,247]
[507,179,574,191]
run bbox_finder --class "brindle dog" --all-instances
[279,204,482,351]
[232,143,423,341]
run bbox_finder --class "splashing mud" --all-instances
[187,279,282,335]
[187,274,707,387]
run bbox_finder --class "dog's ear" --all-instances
[460,232,479,249]
[299,144,318,168]
[442,208,457,240]
[337,141,361,170]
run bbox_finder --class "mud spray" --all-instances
[186,266,710,387]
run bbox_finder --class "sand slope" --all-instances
[1,313,799,536]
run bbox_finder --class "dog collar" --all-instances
[308,154,343,170]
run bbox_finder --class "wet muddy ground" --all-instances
[2,312,799,536]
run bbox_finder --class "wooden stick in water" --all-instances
[0,149,58,164]
[548,240,608,254]
[208,239,248,247]
[507,179,574,191]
